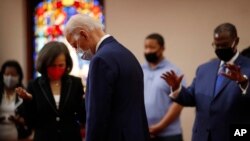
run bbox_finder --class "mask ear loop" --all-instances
[73,34,83,54]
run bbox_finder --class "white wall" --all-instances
[0,0,27,84]
[1,0,250,140]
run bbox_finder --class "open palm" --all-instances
[161,70,184,91]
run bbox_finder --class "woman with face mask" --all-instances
[0,60,32,140]
[16,41,86,141]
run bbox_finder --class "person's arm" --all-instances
[86,57,117,141]
[75,78,86,126]
[16,87,32,101]
[73,78,86,138]
[237,75,249,94]
[9,105,32,139]
[222,64,249,94]
[161,70,183,99]
[161,69,197,106]
[169,86,182,99]
[149,102,183,135]
[22,81,36,129]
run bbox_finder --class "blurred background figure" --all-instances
[240,46,250,58]
[0,60,31,141]
[16,41,86,141]
[142,33,184,141]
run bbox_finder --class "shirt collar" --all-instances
[220,51,239,66]
[96,34,111,51]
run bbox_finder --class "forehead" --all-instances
[4,66,18,75]
[53,53,66,62]
[145,38,160,45]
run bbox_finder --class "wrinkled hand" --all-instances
[161,70,184,91]
[221,64,247,84]
[15,87,32,101]
[8,115,25,125]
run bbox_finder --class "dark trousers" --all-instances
[150,134,183,141]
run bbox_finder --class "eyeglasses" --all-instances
[212,43,228,49]
[212,40,235,49]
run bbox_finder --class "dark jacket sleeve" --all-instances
[86,56,117,141]
[75,77,86,126]
[22,80,37,128]
[174,67,201,107]
[16,103,32,139]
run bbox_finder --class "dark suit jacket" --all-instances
[85,36,150,141]
[24,75,85,141]
[175,55,250,141]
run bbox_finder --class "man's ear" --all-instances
[161,46,165,51]
[79,30,89,40]
[159,46,165,53]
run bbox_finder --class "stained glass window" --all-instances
[34,0,104,85]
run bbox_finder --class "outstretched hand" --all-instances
[221,64,247,84]
[15,87,32,101]
[161,70,184,91]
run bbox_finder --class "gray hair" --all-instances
[64,14,104,35]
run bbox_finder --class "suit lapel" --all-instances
[214,75,231,98]
[205,60,221,98]
[59,76,72,112]
[38,77,58,114]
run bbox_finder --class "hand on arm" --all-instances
[15,87,33,101]
[149,102,183,135]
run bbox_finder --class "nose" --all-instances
[144,48,152,54]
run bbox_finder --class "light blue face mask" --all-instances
[74,34,93,60]
[3,75,19,89]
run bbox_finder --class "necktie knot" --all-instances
[219,63,226,74]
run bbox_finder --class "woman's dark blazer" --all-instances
[23,75,85,141]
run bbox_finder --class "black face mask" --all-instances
[145,52,159,63]
[215,47,236,62]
